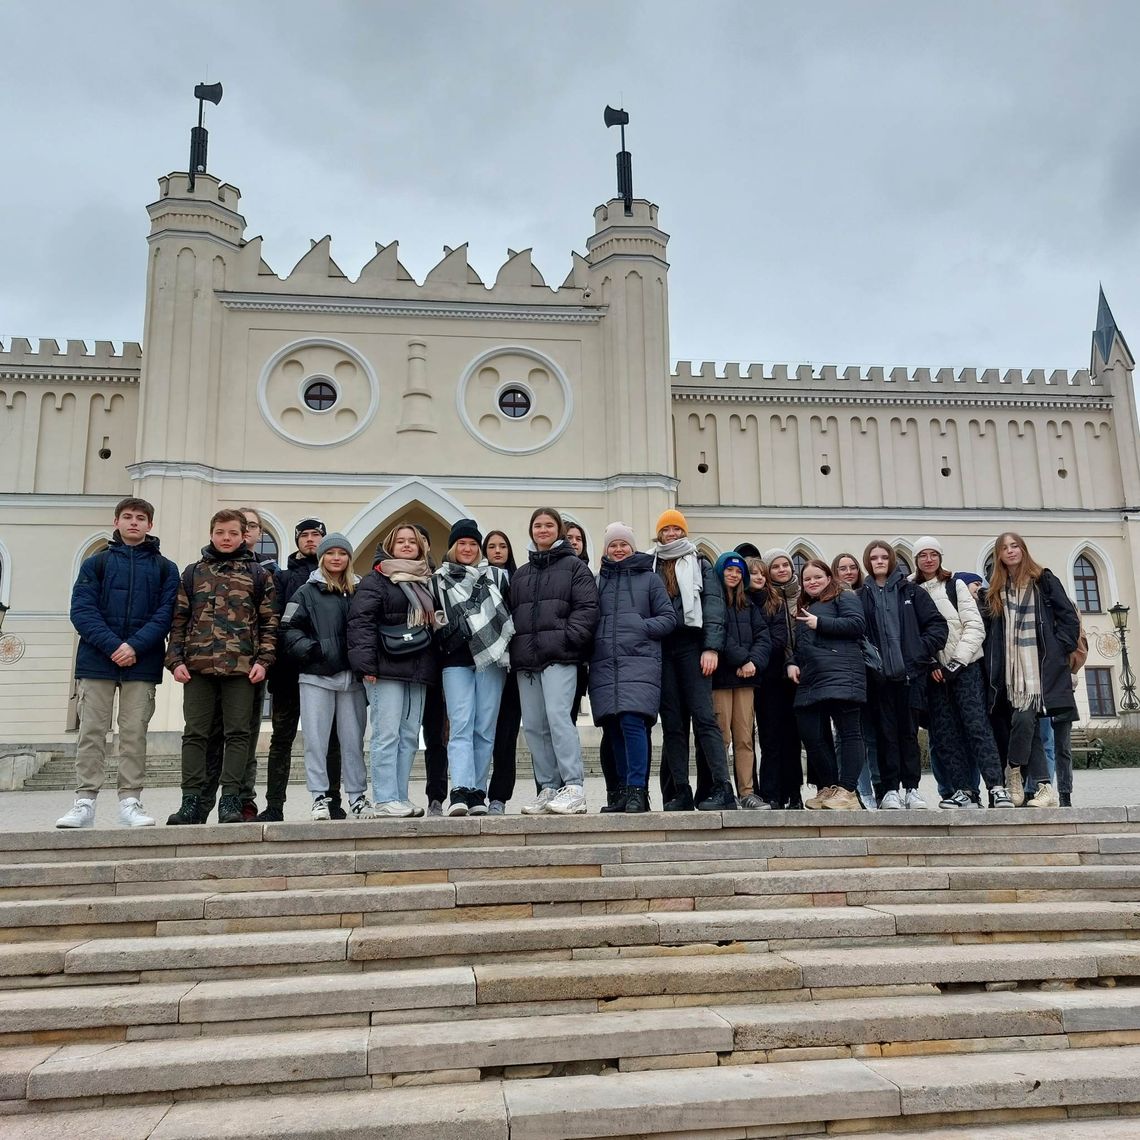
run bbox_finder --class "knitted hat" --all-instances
[954,571,984,587]
[603,521,636,551]
[715,552,747,579]
[295,517,326,541]
[317,532,353,559]
[448,518,482,547]
[655,508,688,536]
[914,536,943,558]
[762,546,792,566]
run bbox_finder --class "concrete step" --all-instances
[6,1045,1140,1139]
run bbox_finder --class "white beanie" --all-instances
[913,536,943,558]
[762,546,792,566]
[603,521,637,551]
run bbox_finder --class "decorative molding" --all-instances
[126,459,678,494]
[680,505,1126,525]
[455,345,574,456]
[0,535,11,607]
[218,292,603,323]
[672,390,1112,411]
[0,371,139,385]
[0,495,122,510]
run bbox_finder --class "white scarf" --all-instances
[652,538,703,629]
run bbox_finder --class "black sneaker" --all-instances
[697,782,739,811]
[1059,792,1072,807]
[254,804,284,822]
[466,789,488,816]
[600,787,627,813]
[328,798,347,821]
[624,787,649,813]
[786,794,805,810]
[663,786,695,812]
[447,789,469,817]
[167,794,204,826]
[218,794,244,823]
[192,797,215,824]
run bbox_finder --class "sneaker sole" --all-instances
[55,820,94,829]
[547,805,587,814]
[447,806,468,816]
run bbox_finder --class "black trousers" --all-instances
[870,675,921,791]
[488,668,521,803]
[756,676,803,804]
[658,640,731,798]
[795,700,865,792]
[262,671,341,808]
[422,680,448,805]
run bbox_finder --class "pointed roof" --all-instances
[1092,286,1134,370]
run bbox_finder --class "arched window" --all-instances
[1073,554,1102,613]
[791,548,812,577]
[983,553,995,582]
[895,548,913,576]
[255,529,279,564]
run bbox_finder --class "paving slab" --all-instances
[874,900,1140,934]
[732,868,951,895]
[354,844,622,871]
[454,875,740,906]
[617,838,871,863]
[201,883,456,918]
[0,981,193,1032]
[0,1043,59,1097]
[180,967,475,1023]
[1099,835,1140,853]
[349,915,659,961]
[149,1082,508,1139]
[368,1007,733,1073]
[863,1043,1140,1113]
[473,953,801,1004]
[114,852,360,882]
[0,940,75,977]
[866,834,1101,855]
[0,893,207,929]
[715,991,1064,1050]
[948,866,1140,890]
[855,1122,1140,1139]
[26,1026,369,1098]
[0,1103,173,1139]
[502,1056,900,1138]
[65,927,351,974]
[0,861,116,888]
[651,907,895,944]
[782,942,1103,987]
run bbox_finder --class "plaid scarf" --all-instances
[1004,582,1042,711]
[435,561,514,671]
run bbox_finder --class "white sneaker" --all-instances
[547,784,587,815]
[349,795,377,819]
[521,787,560,815]
[56,798,95,829]
[879,790,903,810]
[118,798,155,828]
[374,800,415,817]
[311,795,332,821]
[400,800,425,818]
[1027,781,1059,808]
[903,788,927,810]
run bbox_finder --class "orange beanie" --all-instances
[655,509,688,537]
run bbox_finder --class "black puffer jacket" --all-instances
[788,590,867,707]
[267,550,318,689]
[752,590,790,681]
[982,568,1080,718]
[281,571,353,676]
[347,550,440,686]
[509,541,599,672]
[713,598,772,689]
[588,553,676,721]
[657,554,727,655]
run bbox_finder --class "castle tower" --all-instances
[132,172,247,549]
[586,198,677,535]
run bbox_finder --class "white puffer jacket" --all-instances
[914,576,984,667]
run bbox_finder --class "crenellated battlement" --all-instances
[0,338,142,382]
[671,360,1106,401]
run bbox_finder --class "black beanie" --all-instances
[448,518,482,547]
[295,517,326,542]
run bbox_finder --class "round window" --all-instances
[498,386,531,418]
[303,379,337,411]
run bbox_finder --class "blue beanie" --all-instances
[715,552,748,579]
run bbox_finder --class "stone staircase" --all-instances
[1,809,1140,1138]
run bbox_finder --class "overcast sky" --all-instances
[3,0,1139,374]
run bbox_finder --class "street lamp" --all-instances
[1110,603,1140,712]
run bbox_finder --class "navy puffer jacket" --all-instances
[788,590,867,707]
[70,535,179,683]
[588,553,676,721]
[712,598,772,690]
[509,541,600,672]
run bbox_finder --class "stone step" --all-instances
[7,1045,1140,1139]
[5,940,1140,1044]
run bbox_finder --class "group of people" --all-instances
[56,496,1086,828]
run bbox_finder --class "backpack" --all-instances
[1068,602,1089,675]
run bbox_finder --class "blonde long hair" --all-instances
[382,521,429,562]
[319,550,355,596]
[986,531,1044,617]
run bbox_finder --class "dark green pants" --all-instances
[181,673,257,797]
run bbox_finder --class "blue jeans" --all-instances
[606,712,650,787]
[1026,717,1057,798]
[442,665,506,791]
[365,679,426,804]
[857,713,880,808]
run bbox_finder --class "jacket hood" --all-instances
[108,533,162,554]
[600,552,655,576]
[527,540,576,566]
[200,544,257,565]
[287,550,317,572]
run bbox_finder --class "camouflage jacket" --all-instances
[164,546,278,676]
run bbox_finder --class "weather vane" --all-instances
[188,81,223,191]
[604,105,633,216]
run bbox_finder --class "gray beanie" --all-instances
[762,546,792,566]
[317,532,353,559]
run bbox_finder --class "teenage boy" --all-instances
[257,517,344,821]
[166,509,278,824]
[58,497,179,828]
